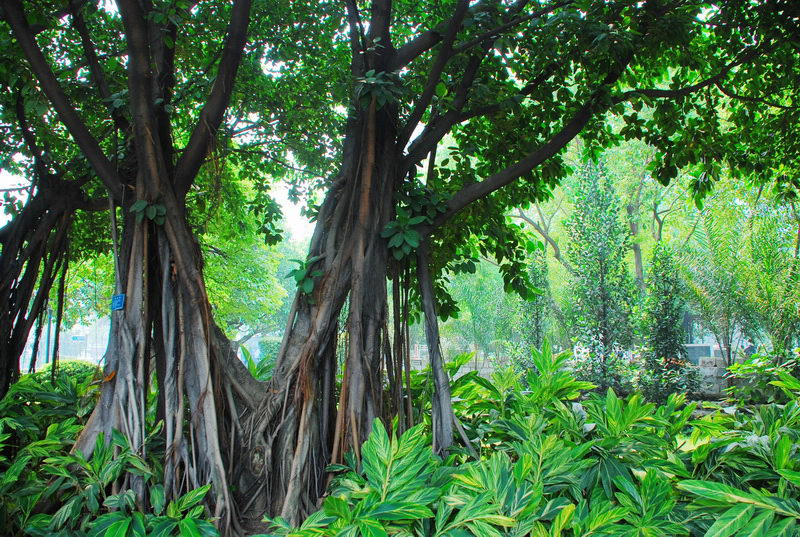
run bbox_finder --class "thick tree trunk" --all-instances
[75,204,242,528]
[238,101,407,524]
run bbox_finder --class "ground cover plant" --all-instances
[4,343,800,536]
[259,345,800,537]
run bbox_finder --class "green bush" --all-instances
[0,365,219,537]
[27,359,101,386]
[264,344,800,537]
[639,243,700,403]
[725,352,798,404]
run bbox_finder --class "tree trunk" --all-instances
[627,203,645,292]
[75,198,245,528]
[417,242,454,455]
[0,189,77,398]
[239,100,411,525]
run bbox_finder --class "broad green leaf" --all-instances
[179,518,202,537]
[177,484,212,512]
[366,502,434,521]
[357,518,388,537]
[705,504,754,537]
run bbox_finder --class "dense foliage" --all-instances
[565,163,636,390]
[263,347,800,537]
[1,0,800,533]
[640,243,699,403]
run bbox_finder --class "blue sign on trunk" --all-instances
[111,294,126,311]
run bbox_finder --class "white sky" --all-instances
[0,170,30,226]
[272,181,315,242]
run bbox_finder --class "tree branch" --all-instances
[616,47,761,104]
[173,0,252,195]
[68,0,130,131]
[117,0,168,194]
[403,0,552,170]
[429,97,597,230]
[714,80,798,111]
[403,47,489,170]
[455,60,559,123]
[452,0,572,55]
[3,0,122,199]
[368,0,393,52]
[345,0,366,76]
[388,30,442,71]
[397,0,470,149]
[430,44,766,233]
[14,90,49,181]
[514,209,574,274]
[227,148,325,179]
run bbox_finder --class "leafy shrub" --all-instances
[639,243,699,403]
[638,357,700,404]
[1,424,220,537]
[725,352,797,405]
[243,343,276,381]
[28,360,101,386]
[0,369,219,537]
[266,343,800,537]
[571,341,637,394]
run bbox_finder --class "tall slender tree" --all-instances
[640,242,697,402]
[565,162,635,385]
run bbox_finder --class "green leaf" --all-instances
[130,200,148,213]
[779,470,800,489]
[704,504,754,537]
[301,278,314,294]
[130,512,146,537]
[323,496,351,520]
[148,519,178,537]
[404,230,420,248]
[366,502,434,521]
[177,484,212,512]
[765,519,796,537]
[104,489,136,511]
[88,512,127,537]
[737,511,774,536]
[179,518,202,537]
[388,233,405,248]
[357,518,387,537]
[677,481,756,505]
[106,519,131,537]
[550,504,574,537]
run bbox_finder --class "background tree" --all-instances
[445,259,519,365]
[565,162,636,381]
[519,247,549,353]
[683,211,754,369]
[639,242,697,402]
[743,206,800,356]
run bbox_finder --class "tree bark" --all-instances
[0,191,73,397]
[417,242,454,455]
